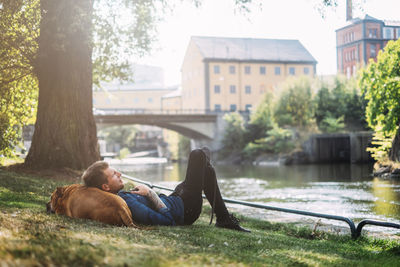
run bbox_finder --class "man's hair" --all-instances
[82,161,109,189]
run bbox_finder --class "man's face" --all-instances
[103,167,124,194]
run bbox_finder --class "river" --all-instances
[110,159,400,236]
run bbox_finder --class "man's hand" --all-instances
[130,184,150,196]
[130,184,167,211]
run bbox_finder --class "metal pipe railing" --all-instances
[121,173,400,239]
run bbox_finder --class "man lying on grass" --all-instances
[82,148,250,232]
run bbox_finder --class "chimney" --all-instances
[346,0,353,21]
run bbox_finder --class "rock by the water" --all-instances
[374,166,391,176]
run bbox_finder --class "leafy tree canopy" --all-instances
[220,112,246,156]
[359,39,400,161]
[245,92,276,143]
[314,75,366,132]
[274,76,315,128]
[0,0,39,159]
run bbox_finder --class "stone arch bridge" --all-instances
[94,109,232,150]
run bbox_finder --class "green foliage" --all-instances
[92,0,163,87]
[220,113,246,156]
[98,125,137,151]
[319,115,345,133]
[264,127,295,153]
[0,0,39,159]
[244,126,294,156]
[118,147,131,159]
[245,92,276,142]
[177,135,191,160]
[315,76,366,133]
[359,39,400,159]
[367,124,393,161]
[274,77,315,128]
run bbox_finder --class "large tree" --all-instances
[24,0,98,169]
[359,39,400,162]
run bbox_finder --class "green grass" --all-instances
[0,169,399,266]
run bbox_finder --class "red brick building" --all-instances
[336,15,400,77]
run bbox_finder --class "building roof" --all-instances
[336,14,383,31]
[384,20,400,27]
[96,64,165,91]
[191,36,317,64]
[162,87,182,99]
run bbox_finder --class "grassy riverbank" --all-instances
[0,169,399,266]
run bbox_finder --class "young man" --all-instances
[82,148,250,232]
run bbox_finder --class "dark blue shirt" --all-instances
[118,191,184,226]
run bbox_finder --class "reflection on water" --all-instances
[372,178,400,219]
[117,161,400,233]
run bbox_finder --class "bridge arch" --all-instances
[94,113,219,140]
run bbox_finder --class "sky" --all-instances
[134,0,400,86]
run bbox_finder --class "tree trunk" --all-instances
[25,0,99,170]
[389,124,400,162]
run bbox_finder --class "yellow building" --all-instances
[181,36,317,112]
[161,87,182,112]
[93,88,175,112]
[93,65,177,112]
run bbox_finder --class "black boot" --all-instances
[216,214,251,232]
[200,146,211,164]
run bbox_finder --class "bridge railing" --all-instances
[93,108,250,116]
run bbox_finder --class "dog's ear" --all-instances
[55,186,65,197]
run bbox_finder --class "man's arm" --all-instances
[130,184,167,211]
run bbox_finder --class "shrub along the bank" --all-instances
[220,75,368,159]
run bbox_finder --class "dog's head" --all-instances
[46,186,66,214]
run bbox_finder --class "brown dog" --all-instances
[47,184,138,228]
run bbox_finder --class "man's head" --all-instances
[82,161,124,194]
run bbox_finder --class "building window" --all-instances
[230,104,237,112]
[245,85,251,94]
[106,98,111,104]
[304,67,310,75]
[148,98,153,103]
[134,98,139,103]
[259,66,266,75]
[214,85,221,94]
[244,66,251,74]
[397,28,400,39]
[214,104,221,112]
[230,85,236,94]
[368,29,377,38]
[229,65,235,74]
[383,27,394,39]
[370,44,376,58]
[289,67,295,75]
[352,65,356,76]
[214,65,220,74]
[245,104,252,112]
[275,66,281,75]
